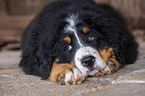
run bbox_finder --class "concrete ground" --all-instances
[0,40,145,96]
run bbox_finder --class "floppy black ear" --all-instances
[97,17,137,64]
[19,16,59,79]
[20,32,57,79]
[92,17,138,64]
[36,37,58,79]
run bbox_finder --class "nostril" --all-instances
[92,58,95,62]
[81,56,95,67]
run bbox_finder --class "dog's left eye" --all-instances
[65,45,72,51]
[88,36,95,41]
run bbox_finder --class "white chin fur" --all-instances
[74,46,106,76]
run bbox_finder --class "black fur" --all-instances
[19,0,138,79]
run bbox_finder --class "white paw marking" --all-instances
[64,68,85,85]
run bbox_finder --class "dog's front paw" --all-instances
[49,63,85,85]
[60,68,85,85]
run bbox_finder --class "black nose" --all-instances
[81,56,95,67]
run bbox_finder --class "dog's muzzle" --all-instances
[74,46,106,76]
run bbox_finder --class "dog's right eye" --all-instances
[64,45,72,51]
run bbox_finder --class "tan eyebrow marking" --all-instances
[83,27,89,34]
[64,36,71,44]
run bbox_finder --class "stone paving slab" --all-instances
[85,83,145,96]
[0,41,145,96]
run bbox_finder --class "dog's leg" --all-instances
[95,47,122,76]
[48,61,85,85]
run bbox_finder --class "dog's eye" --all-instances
[88,36,95,41]
[65,45,72,51]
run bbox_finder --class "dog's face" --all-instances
[54,14,107,76]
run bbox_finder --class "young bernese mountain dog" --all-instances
[20,0,138,85]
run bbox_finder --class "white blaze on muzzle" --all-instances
[74,46,106,76]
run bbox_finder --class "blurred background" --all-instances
[0,0,145,50]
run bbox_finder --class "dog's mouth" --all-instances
[74,46,106,76]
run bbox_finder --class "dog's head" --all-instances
[33,11,125,79]
[51,14,110,76]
